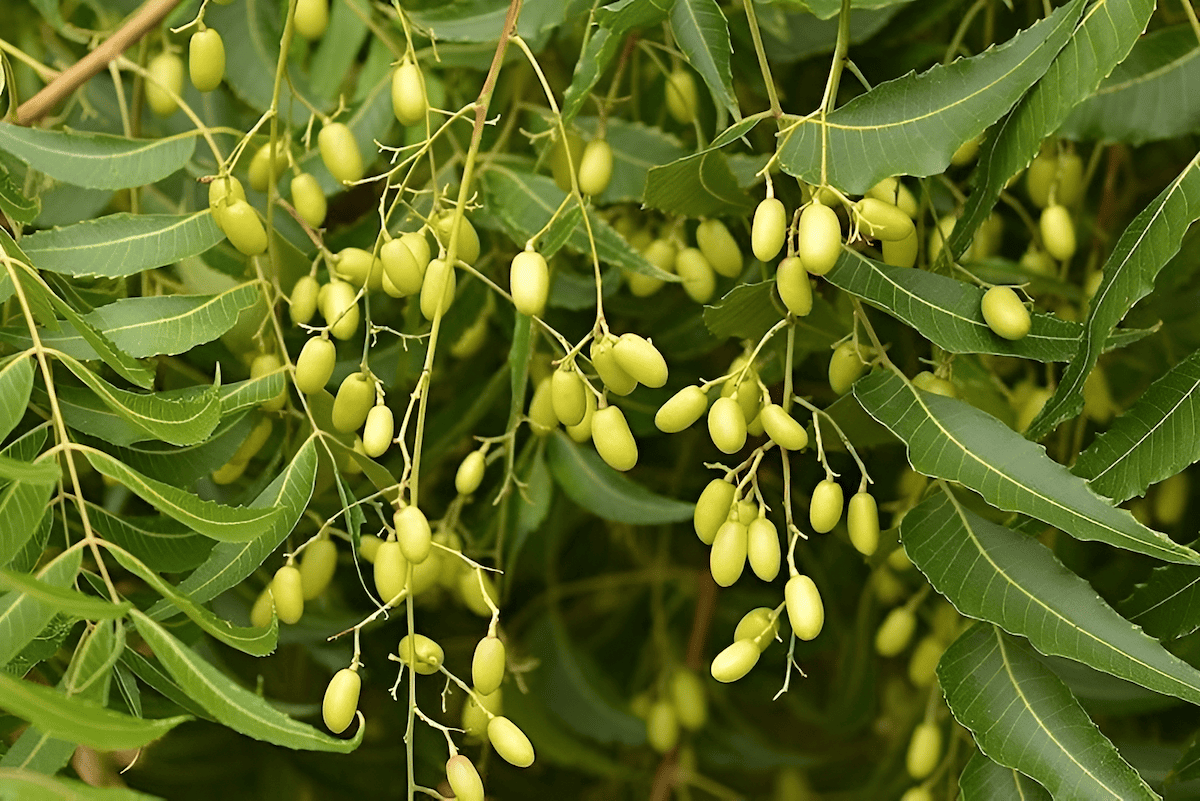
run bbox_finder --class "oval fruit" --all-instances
[980,286,1031,341]
[854,197,914,242]
[549,131,583,192]
[295,336,336,394]
[188,28,225,92]
[592,406,637,471]
[289,275,320,324]
[510,250,550,317]
[331,372,374,433]
[798,202,842,275]
[395,505,433,564]
[398,633,444,675]
[271,565,304,624]
[299,537,337,600]
[655,385,708,433]
[391,60,427,126]
[882,229,919,268]
[665,68,698,124]
[709,520,748,587]
[472,636,506,695]
[577,139,614,196]
[146,52,183,117]
[249,353,286,412]
[290,173,326,228]
[380,236,426,297]
[551,369,587,427]
[694,478,735,545]
[294,0,329,39]
[420,258,456,320]
[809,478,844,534]
[734,607,779,649]
[751,198,787,262]
[488,716,535,768]
[459,568,499,617]
[358,534,383,563]
[613,333,667,388]
[906,722,942,779]
[828,341,866,395]
[250,588,274,628]
[362,404,394,458]
[759,403,807,451]
[566,387,597,444]
[334,247,383,292]
[462,687,502,738]
[322,667,361,734]
[669,669,707,731]
[1040,203,1076,261]
[747,517,781,581]
[675,247,715,303]
[247,141,288,193]
[527,376,558,436]
[776,256,813,317]
[710,640,760,683]
[433,211,481,265]
[208,175,245,231]
[695,219,742,278]
[646,700,679,753]
[446,755,484,801]
[590,335,637,396]
[846,491,880,556]
[784,574,824,641]
[633,238,675,298]
[456,450,486,495]
[866,177,918,219]
[875,607,917,657]
[374,539,408,603]
[907,635,945,688]
[318,122,364,185]
[321,280,360,340]
[222,200,268,256]
[707,396,747,454]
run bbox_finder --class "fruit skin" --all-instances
[760,404,808,451]
[912,371,957,398]
[883,229,919,268]
[847,492,880,556]
[578,139,614,196]
[321,280,360,340]
[646,701,679,753]
[907,635,945,688]
[710,640,760,683]
[332,372,374,433]
[696,219,743,278]
[391,60,427,126]
[445,755,485,801]
[299,537,337,600]
[751,198,787,262]
[271,565,304,624]
[290,173,327,228]
[875,607,917,657]
[472,637,506,695]
[318,122,364,185]
[551,369,587,427]
[398,633,444,674]
[776,256,813,317]
[981,286,1031,341]
[189,29,225,92]
[420,258,456,320]
[747,517,781,581]
[488,716,535,768]
[799,202,843,275]
[250,353,286,411]
[527,376,558,435]
[828,342,866,395]
[613,333,668,388]
[373,540,407,604]
[294,0,329,39]
[295,337,336,394]
[380,234,427,297]
[809,479,844,534]
[290,275,320,325]
[784,574,824,641]
[362,404,394,458]
[459,568,499,617]
[906,722,942,779]
[708,396,747,454]
[866,177,919,219]
[735,607,779,649]
[322,668,361,734]
[1040,203,1076,261]
[592,406,638,472]
[675,247,716,303]
[146,52,184,117]
[463,687,503,738]
[709,520,748,587]
[854,197,915,241]
[456,451,486,495]
[665,68,698,124]
[632,238,675,297]
[566,387,597,443]
[510,250,550,317]
[694,479,736,545]
[334,247,383,292]
[591,335,637,396]
[208,175,245,231]
[655,385,708,433]
[550,132,583,192]
[669,669,707,731]
[433,211,481,265]
[250,589,274,628]
[222,201,268,256]
[394,505,433,564]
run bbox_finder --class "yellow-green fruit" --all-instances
[374,540,408,603]
[951,135,981,166]
[551,369,587,427]
[747,517,781,581]
[866,177,919,219]
[1016,385,1052,433]
[446,755,484,801]
[969,212,1004,261]
[472,637,506,696]
[271,565,304,624]
[420,258,456,320]
[295,337,336,394]
[319,122,364,186]
[590,335,637,396]
[900,788,933,801]
[760,404,808,451]
[146,52,183,117]
[567,388,596,444]
[248,140,288,193]
[398,633,444,675]
[907,635,945,688]
[208,175,245,231]
[706,396,745,454]
[675,246,716,303]
[222,200,268,256]
[776,256,813,317]
[875,607,917,657]
[665,68,698,124]
[250,588,274,628]
[550,131,583,192]
[694,479,735,545]
[299,537,337,600]
[322,667,360,734]
[655,386,708,433]
[488,716,535,768]
[906,722,942,779]
[250,353,286,412]
[212,459,247,485]
[394,505,433,564]
[456,450,486,495]
[729,376,762,425]
[335,247,383,292]
[981,286,1031,341]
[912,371,957,398]
[380,236,425,297]
[463,687,503,738]
[321,280,360,340]
[189,28,225,92]
[511,250,550,317]
[362,404,394,458]
[809,479,844,534]
[735,499,757,525]
[1021,247,1057,276]
[592,406,638,472]
[433,211,481,265]
[828,342,866,395]
[451,312,490,356]
[295,0,329,38]
[846,492,880,557]
[613,333,668,388]
[632,238,675,297]
[578,139,614,196]
[751,198,787,262]
[528,375,558,436]
[231,418,273,467]
[799,202,843,275]
[735,607,779,649]
[710,520,748,587]
[784,574,824,641]
[1155,472,1190,527]
[359,534,383,563]
[331,372,374,433]
[1040,203,1076,261]
[670,669,707,731]
[710,640,760,683]
[290,173,326,228]
[854,197,915,242]
[696,219,743,278]
[459,569,499,617]
[927,214,957,265]
[391,60,427,126]
[290,275,320,325]
[883,229,919,268]
[646,700,679,753]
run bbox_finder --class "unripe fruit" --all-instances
[747,517,781,581]
[395,505,433,564]
[271,565,304,624]
[708,397,747,454]
[591,335,637,396]
[730,380,761,425]
[760,404,807,451]
[398,633,444,675]
[751,198,787,262]
[294,0,329,39]
[1155,472,1190,527]
[511,250,550,317]
[799,202,842,275]
[854,197,915,242]
[1027,150,1083,208]
[908,635,945,688]
[694,479,735,545]
[318,122,364,185]
[463,687,502,738]
[290,173,326,228]
[1040,204,1076,261]
[189,29,225,92]
[550,131,584,192]
[951,135,981,166]
[592,406,638,471]
[734,607,779,649]
[710,640,760,683]
[776,256,813,317]
[883,229,919,268]
[249,587,274,627]
[358,534,383,563]
[290,275,320,325]
[420,258,456,320]
[433,211,481,265]
[250,353,286,412]
[866,177,919,219]
[208,175,245,231]
[322,668,360,734]
[146,52,183,117]
[362,404,394,458]
[1021,246,1057,276]
[213,458,247,485]
[675,247,716,303]
[981,286,1031,341]
[927,214,957,265]
[456,450,486,495]
[655,385,708,433]
[446,755,484,801]
[901,788,934,801]
[646,700,679,753]
[669,669,707,731]
[696,219,743,278]
[875,607,917,657]
[472,636,506,696]
[847,492,880,556]
[322,280,360,340]
[828,342,866,395]
[380,236,425,297]
[566,388,597,443]
[332,372,374,433]
[551,369,587,427]
[906,722,942,779]
[912,371,957,398]
[459,569,499,617]
[222,200,268,256]
[334,247,383,292]
[710,520,748,587]
[528,375,558,436]
[735,499,758,525]
[391,60,427,126]
[784,575,824,641]
[633,238,675,297]
[665,68,698,124]
[578,139,614,196]
[248,141,288,193]
[299,537,337,600]
[374,540,408,603]
[488,716,535,768]
[295,337,336,394]
[613,333,668,388]
[809,479,844,534]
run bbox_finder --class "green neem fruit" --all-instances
[289,275,320,324]
[708,396,747,454]
[456,450,486,495]
[146,52,183,117]
[189,28,225,92]
[694,479,736,545]
[735,499,758,525]
[566,387,597,443]
[854,197,914,242]
[1055,151,1084,206]
[295,336,336,394]
[809,478,844,534]
[551,369,588,427]
[222,200,268,256]
[969,212,1004,261]
[669,669,707,731]
[907,635,945,689]
[665,68,698,124]
[642,237,677,275]
[331,372,374,432]
[980,286,1031,341]
[463,687,503,738]
[250,353,286,412]
[784,574,824,641]
[900,788,933,801]
[846,491,880,556]
[420,258,456,320]
[906,722,942,780]
[398,633,444,675]
[446,755,484,801]
[250,588,274,628]
[362,404,394,458]
[798,202,842,275]
[751,198,787,262]
[299,537,337,600]
[1155,472,1190,527]
[401,230,431,266]
[730,378,762,425]
[776,256,813,317]
[228,418,273,465]
[394,505,433,564]
[488,716,535,768]
[696,219,743,278]
[391,60,427,126]
[318,122,364,185]
[433,211,481,265]
[1020,246,1057,276]
[290,173,326,228]
[613,333,668,388]
[759,404,808,451]
[321,667,360,734]
[883,229,919,268]
[747,517,781,581]
[655,385,708,433]
[294,0,329,37]
[865,177,918,219]
[675,246,716,303]
[334,247,383,292]
[590,335,637,396]
[578,139,614,196]
[550,131,583,193]
[207,175,245,231]
[710,640,760,683]
[875,607,917,657]
[951,135,980,166]
[211,460,245,487]
[358,534,383,563]
[1026,149,1083,208]
[592,406,638,471]
[646,701,679,753]
[472,636,506,696]
[459,568,499,617]
[510,250,550,317]
[710,520,748,587]
[927,214,956,265]
[1040,203,1076,261]
[380,236,425,297]
[271,565,304,624]
[828,341,866,395]
[247,141,288,193]
[528,376,558,436]
[912,371,957,398]
[734,607,779,649]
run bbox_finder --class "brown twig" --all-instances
[16,0,182,126]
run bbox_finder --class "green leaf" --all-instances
[118,649,213,722]
[408,0,568,45]
[0,123,196,191]
[939,624,1157,801]
[0,356,33,443]
[670,0,738,120]
[221,373,287,415]
[777,0,1083,194]
[88,505,214,575]
[642,146,755,218]
[0,549,79,666]
[1027,152,1200,440]
[546,433,694,524]
[0,167,39,227]
[575,117,686,205]
[0,481,54,570]
[131,609,361,752]
[959,749,1050,801]
[83,449,281,542]
[789,0,915,19]
[0,769,164,800]
[51,383,216,448]
[1118,563,1200,642]
[0,454,56,485]
[0,570,130,621]
[854,370,1200,565]
[308,0,370,101]
[294,69,393,196]
[703,281,780,341]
